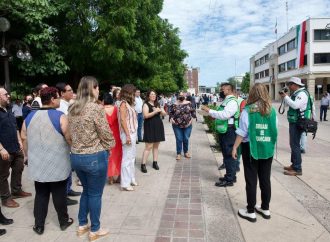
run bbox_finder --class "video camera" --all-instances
[278,87,289,95]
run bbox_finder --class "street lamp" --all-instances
[0,17,32,92]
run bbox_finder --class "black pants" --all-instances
[219,127,237,182]
[242,142,272,213]
[320,105,328,121]
[34,180,69,227]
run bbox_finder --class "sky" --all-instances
[159,0,330,86]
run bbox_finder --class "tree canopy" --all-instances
[241,72,250,94]
[0,0,188,94]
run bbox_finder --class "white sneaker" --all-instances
[131,181,138,186]
[238,209,257,222]
[255,205,271,219]
[121,186,134,191]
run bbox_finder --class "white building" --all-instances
[250,18,330,100]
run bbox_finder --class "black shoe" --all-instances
[219,177,237,183]
[218,163,225,170]
[300,149,306,154]
[141,164,147,173]
[138,139,144,142]
[0,229,6,236]
[325,119,328,121]
[60,218,74,231]
[68,190,81,197]
[152,161,159,170]
[136,140,139,144]
[0,216,13,225]
[33,226,44,235]
[215,180,234,187]
[66,197,78,206]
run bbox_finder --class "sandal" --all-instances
[184,153,191,158]
[89,228,109,241]
[176,154,181,160]
[77,224,90,237]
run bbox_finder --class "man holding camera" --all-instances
[279,77,311,176]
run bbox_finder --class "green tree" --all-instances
[241,72,250,94]
[0,0,69,78]
[1,0,188,93]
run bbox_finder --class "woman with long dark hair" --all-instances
[169,91,196,160]
[118,84,138,191]
[232,83,277,222]
[103,93,122,184]
[140,90,166,173]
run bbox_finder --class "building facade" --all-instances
[184,67,199,94]
[250,18,330,100]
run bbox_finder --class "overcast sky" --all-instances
[159,0,330,86]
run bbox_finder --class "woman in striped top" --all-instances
[118,84,138,191]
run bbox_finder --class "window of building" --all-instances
[304,55,307,66]
[260,57,265,65]
[265,69,269,77]
[314,53,330,64]
[287,39,295,51]
[260,71,264,78]
[278,44,286,55]
[305,31,308,42]
[255,60,260,67]
[265,54,269,62]
[278,63,286,73]
[314,29,330,41]
[255,73,259,79]
[287,59,296,70]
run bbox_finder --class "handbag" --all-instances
[296,91,318,139]
[296,118,318,139]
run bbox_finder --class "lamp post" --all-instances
[0,17,32,92]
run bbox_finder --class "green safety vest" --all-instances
[247,104,278,160]
[215,96,239,134]
[287,89,312,123]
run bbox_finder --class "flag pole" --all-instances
[286,1,289,32]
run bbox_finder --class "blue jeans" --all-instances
[289,123,303,171]
[172,125,192,154]
[218,127,237,182]
[137,112,143,141]
[71,150,109,232]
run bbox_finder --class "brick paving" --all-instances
[155,157,206,242]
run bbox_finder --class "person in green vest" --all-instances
[201,83,239,187]
[279,77,310,176]
[232,83,277,222]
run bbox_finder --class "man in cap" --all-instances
[279,77,311,176]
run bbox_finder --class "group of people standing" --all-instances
[0,76,199,240]
[200,76,315,223]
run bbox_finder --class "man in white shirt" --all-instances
[280,77,309,176]
[56,82,80,206]
[134,89,144,143]
[201,83,239,187]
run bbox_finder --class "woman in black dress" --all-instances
[141,90,166,173]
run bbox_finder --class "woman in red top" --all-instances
[104,93,122,184]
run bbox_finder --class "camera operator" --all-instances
[279,77,310,176]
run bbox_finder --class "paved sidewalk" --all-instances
[1,105,330,242]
